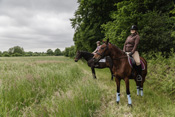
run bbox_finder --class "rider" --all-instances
[92,41,101,67]
[92,41,101,55]
[123,25,142,80]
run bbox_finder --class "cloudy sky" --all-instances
[0,0,78,52]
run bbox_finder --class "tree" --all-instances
[8,46,24,56]
[0,51,2,57]
[2,51,10,57]
[70,0,119,52]
[47,49,54,56]
[54,48,62,56]
[63,46,76,58]
[25,51,33,56]
[102,0,174,53]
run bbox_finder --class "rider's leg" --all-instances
[132,51,142,80]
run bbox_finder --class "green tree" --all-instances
[63,46,76,58]
[8,46,24,56]
[2,51,10,57]
[71,0,119,52]
[47,49,54,56]
[25,51,33,56]
[54,48,62,56]
[0,51,2,57]
[102,0,174,53]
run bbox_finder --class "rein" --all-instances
[112,56,128,60]
[96,44,109,57]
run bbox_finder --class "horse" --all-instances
[93,39,147,106]
[75,51,113,80]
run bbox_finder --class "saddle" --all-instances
[128,56,145,70]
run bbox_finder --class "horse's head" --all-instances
[93,39,110,62]
[74,51,82,62]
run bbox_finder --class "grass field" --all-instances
[0,56,174,116]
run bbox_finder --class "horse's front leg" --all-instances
[115,78,121,104]
[91,67,96,79]
[125,77,132,106]
[110,68,113,80]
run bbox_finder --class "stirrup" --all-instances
[136,75,142,81]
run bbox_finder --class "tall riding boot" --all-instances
[136,65,142,81]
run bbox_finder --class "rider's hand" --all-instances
[129,52,133,57]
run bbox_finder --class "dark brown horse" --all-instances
[75,51,113,80]
[93,39,147,106]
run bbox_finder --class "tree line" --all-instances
[0,46,63,57]
[68,0,175,57]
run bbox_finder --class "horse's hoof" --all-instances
[116,101,119,104]
[128,104,132,107]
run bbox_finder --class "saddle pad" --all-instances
[128,57,145,70]
[99,58,106,62]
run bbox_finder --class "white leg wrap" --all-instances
[127,94,132,105]
[116,93,120,102]
[140,88,143,96]
[137,86,139,95]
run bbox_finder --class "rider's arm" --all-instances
[92,48,98,54]
[123,40,127,52]
[131,35,140,54]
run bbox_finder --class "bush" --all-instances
[146,51,175,97]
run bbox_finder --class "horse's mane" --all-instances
[80,51,92,55]
[79,51,94,61]
[108,42,125,54]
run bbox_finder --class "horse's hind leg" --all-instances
[115,78,121,104]
[136,81,140,96]
[136,77,145,96]
[140,77,145,96]
[125,77,132,106]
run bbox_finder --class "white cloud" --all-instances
[0,0,78,52]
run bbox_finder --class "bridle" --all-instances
[96,43,128,60]
[96,43,109,59]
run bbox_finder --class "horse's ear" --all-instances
[77,50,81,53]
[106,39,109,44]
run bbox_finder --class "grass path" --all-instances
[77,60,175,117]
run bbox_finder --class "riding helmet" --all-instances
[130,25,138,30]
[96,41,101,44]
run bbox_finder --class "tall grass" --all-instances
[145,52,175,97]
[0,55,175,116]
[0,57,102,116]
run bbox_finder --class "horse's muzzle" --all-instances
[75,59,78,62]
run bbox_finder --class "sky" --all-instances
[0,0,78,52]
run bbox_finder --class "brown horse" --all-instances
[93,39,147,106]
[75,51,113,80]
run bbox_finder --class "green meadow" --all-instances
[0,56,174,116]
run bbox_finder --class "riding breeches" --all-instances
[126,51,141,66]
